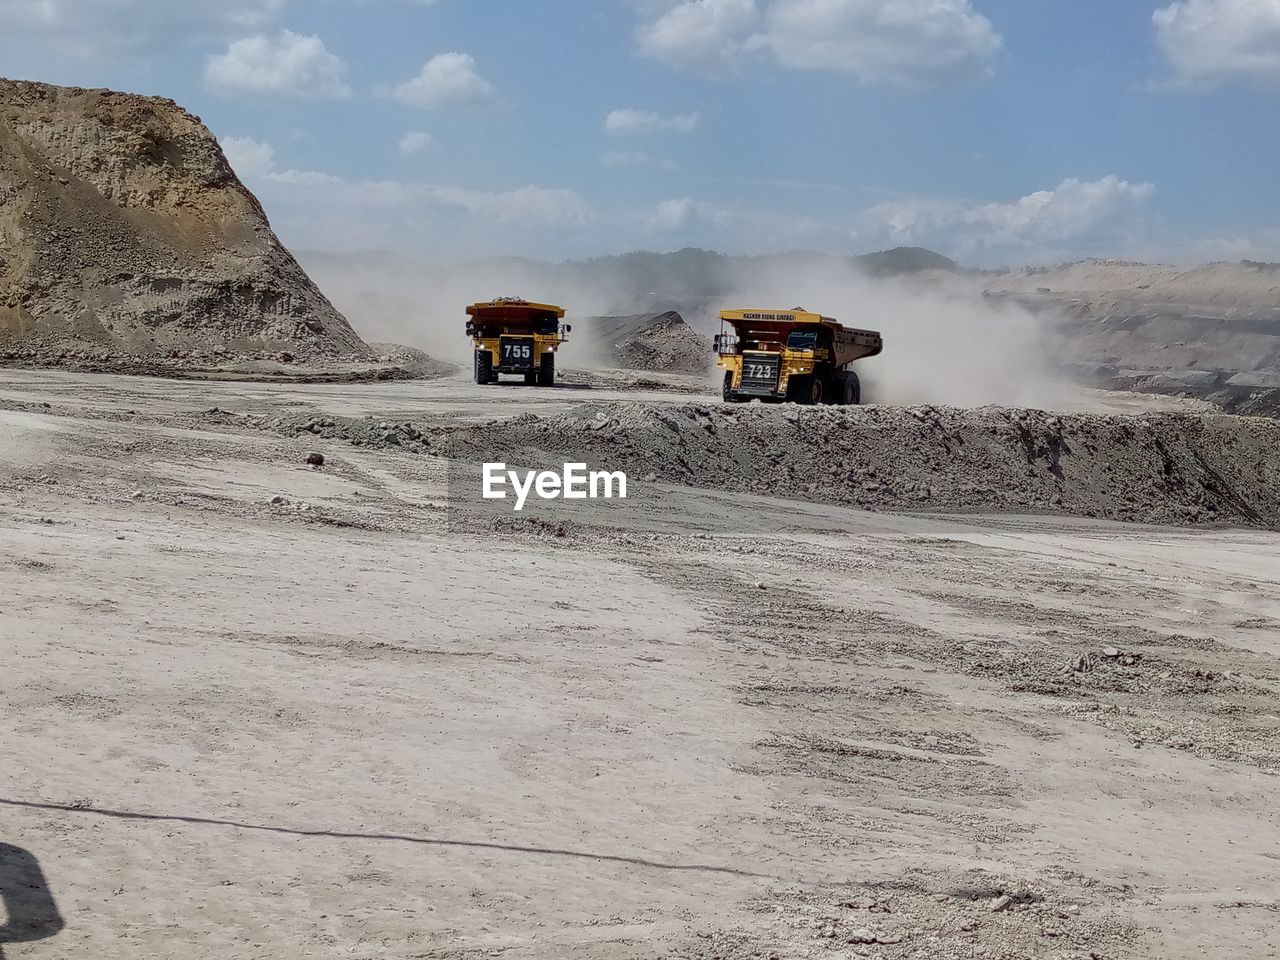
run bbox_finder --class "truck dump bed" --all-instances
[718,308,883,367]
[466,299,566,337]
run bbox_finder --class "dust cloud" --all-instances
[303,256,631,369]
[305,252,1079,409]
[702,260,1075,409]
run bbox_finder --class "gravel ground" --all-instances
[267,399,1280,528]
[1,368,1278,960]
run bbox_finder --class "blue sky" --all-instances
[2,0,1279,264]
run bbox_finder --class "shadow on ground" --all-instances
[0,843,64,957]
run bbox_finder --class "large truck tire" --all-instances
[822,373,841,405]
[537,352,556,387]
[723,371,745,403]
[785,375,807,404]
[809,377,826,405]
[474,349,494,385]
[787,374,824,405]
[524,371,538,385]
[843,370,862,405]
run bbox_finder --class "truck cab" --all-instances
[715,308,882,405]
[466,298,571,387]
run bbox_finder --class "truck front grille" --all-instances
[739,352,781,393]
[498,336,535,371]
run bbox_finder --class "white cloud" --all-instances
[0,0,286,54]
[1154,0,1280,86]
[604,108,701,135]
[219,141,592,227]
[634,0,1002,85]
[967,177,1155,241]
[218,135,340,186]
[649,197,702,231]
[267,168,342,186]
[0,0,275,26]
[205,30,351,98]
[862,176,1156,261]
[757,0,1002,86]
[391,53,497,108]
[637,0,761,67]
[0,0,437,56]
[398,131,436,156]
[221,135,278,178]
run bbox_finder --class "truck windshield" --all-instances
[786,330,819,350]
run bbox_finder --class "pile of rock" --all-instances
[576,311,710,374]
[441,401,1280,527]
[0,78,369,362]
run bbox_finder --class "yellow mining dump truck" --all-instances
[466,298,571,386]
[715,308,883,405]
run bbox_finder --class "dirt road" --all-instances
[1,369,1277,959]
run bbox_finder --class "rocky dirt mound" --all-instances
[965,260,1280,417]
[266,402,1280,527]
[0,78,369,361]
[578,311,710,373]
[430,404,1280,528]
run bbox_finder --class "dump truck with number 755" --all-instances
[467,298,572,387]
[714,308,882,405]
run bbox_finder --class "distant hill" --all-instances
[855,247,958,276]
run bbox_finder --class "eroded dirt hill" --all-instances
[0,78,368,359]
[579,311,711,373]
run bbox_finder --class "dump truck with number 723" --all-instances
[714,308,883,405]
